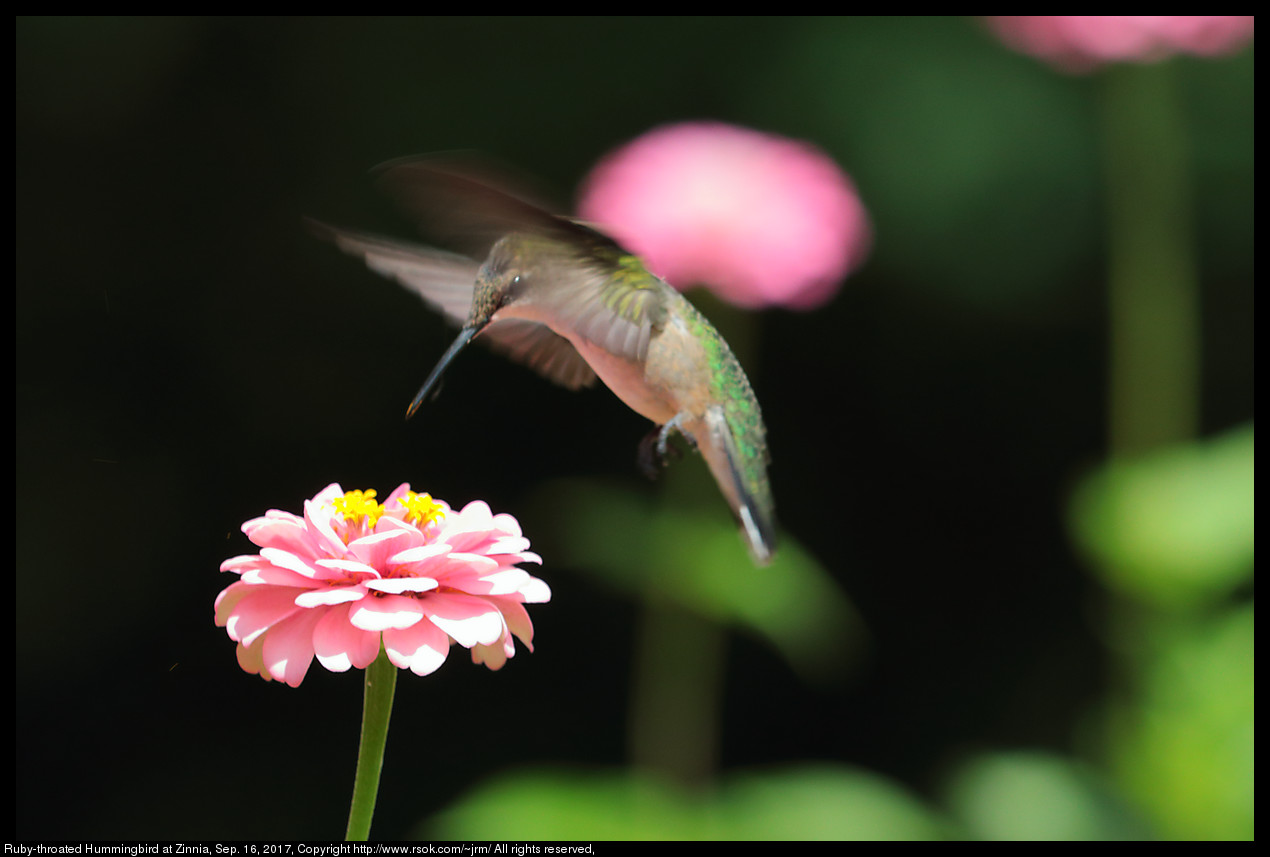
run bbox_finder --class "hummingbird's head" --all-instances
[466,234,532,330]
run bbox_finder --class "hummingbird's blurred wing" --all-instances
[374,154,573,260]
[477,319,598,390]
[371,155,670,365]
[538,251,672,364]
[309,222,479,323]
[310,220,599,390]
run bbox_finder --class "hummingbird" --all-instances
[312,156,776,565]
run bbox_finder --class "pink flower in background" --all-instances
[215,483,549,687]
[987,16,1254,73]
[578,122,871,310]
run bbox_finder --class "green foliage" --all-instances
[943,751,1149,840]
[532,470,864,684]
[1104,604,1255,840]
[1069,423,1254,609]
[423,764,945,841]
[1068,424,1254,839]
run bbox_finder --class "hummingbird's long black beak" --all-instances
[405,324,482,420]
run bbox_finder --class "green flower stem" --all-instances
[345,646,398,841]
[625,293,757,788]
[628,597,727,787]
[1102,61,1200,457]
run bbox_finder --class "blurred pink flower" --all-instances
[577,122,870,310]
[987,16,1254,72]
[215,483,549,687]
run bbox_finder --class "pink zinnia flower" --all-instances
[577,121,871,310]
[214,483,549,687]
[987,16,1254,73]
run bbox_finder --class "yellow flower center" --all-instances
[398,491,446,528]
[331,489,384,528]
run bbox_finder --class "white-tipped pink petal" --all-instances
[294,586,367,608]
[303,496,351,558]
[472,568,534,596]
[384,619,451,676]
[493,597,536,650]
[471,640,509,671]
[490,513,522,536]
[236,636,271,680]
[220,555,271,575]
[429,552,499,581]
[517,577,552,604]
[222,586,307,646]
[242,514,317,556]
[239,564,317,588]
[260,608,323,688]
[214,581,253,626]
[365,577,439,594]
[422,593,506,647]
[259,547,323,579]
[485,535,533,555]
[349,594,425,631]
[314,605,381,672]
[314,557,381,580]
[216,484,547,686]
[381,483,415,508]
[346,528,415,570]
[389,542,454,570]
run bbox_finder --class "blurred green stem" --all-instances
[346,645,397,841]
[629,597,727,787]
[1101,62,1199,456]
[626,293,758,788]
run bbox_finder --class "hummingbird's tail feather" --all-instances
[702,407,777,566]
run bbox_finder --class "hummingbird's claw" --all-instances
[657,412,697,457]
[638,414,698,479]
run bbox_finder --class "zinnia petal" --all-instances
[260,608,323,688]
[314,604,382,672]
[242,513,319,557]
[215,483,549,686]
[384,619,451,676]
[578,122,871,310]
[365,577,439,594]
[222,586,307,646]
[422,593,505,647]
[294,586,367,608]
[349,594,425,631]
[986,16,1254,72]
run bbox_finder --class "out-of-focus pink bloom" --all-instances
[987,16,1254,73]
[577,122,871,310]
[215,483,549,687]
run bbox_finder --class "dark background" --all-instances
[15,17,1252,840]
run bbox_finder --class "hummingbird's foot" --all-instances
[638,415,696,480]
[638,427,677,479]
[658,412,697,457]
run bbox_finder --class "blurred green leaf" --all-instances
[718,764,947,840]
[1068,423,1254,609]
[1106,603,1254,840]
[422,768,700,841]
[422,764,945,840]
[532,474,863,683]
[944,751,1149,841]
